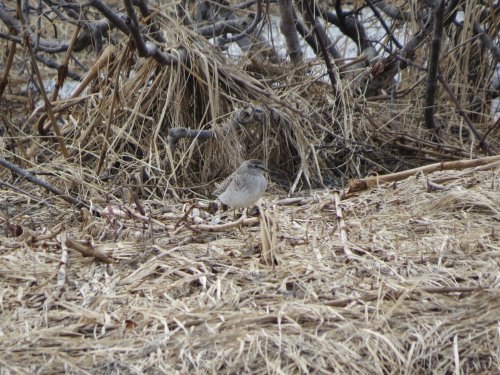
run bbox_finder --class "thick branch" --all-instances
[89,0,129,34]
[217,0,262,45]
[472,21,500,63]
[168,106,274,150]
[278,0,303,63]
[424,0,446,130]
[317,7,372,54]
[295,18,319,55]
[349,155,500,192]
[89,0,179,65]
[298,0,341,59]
[197,17,251,37]
[132,0,166,43]
[66,238,115,264]
[0,6,112,55]
[167,128,215,150]
[124,0,149,56]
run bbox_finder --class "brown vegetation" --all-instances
[0,0,499,373]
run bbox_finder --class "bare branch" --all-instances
[124,0,149,56]
[296,0,341,59]
[0,39,16,98]
[197,17,252,37]
[66,238,115,264]
[89,0,129,34]
[277,0,303,63]
[472,21,500,63]
[167,128,215,150]
[302,0,338,95]
[16,0,69,158]
[397,56,497,155]
[364,0,402,49]
[349,155,500,192]
[317,6,373,57]
[0,3,112,55]
[88,0,180,65]
[294,18,319,55]
[168,106,279,150]
[424,0,446,130]
[34,53,82,81]
[372,0,410,21]
[217,0,262,45]
[0,158,92,211]
[132,0,166,43]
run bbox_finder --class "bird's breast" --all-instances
[219,174,267,208]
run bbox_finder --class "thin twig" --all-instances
[438,75,496,155]
[0,38,16,98]
[0,178,52,208]
[188,216,260,232]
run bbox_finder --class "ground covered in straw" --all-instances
[1,166,499,374]
[1,3,499,372]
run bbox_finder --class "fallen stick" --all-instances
[0,178,52,207]
[187,216,260,232]
[66,238,115,264]
[348,155,500,192]
[324,286,487,307]
[0,157,93,212]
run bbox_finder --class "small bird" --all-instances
[213,160,270,209]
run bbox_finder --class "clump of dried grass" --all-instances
[1,2,499,372]
[0,166,498,373]
[59,36,328,200]
[4,4,499,203]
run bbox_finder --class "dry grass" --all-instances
[1,166,499,374]
[1,1,500,373]
[2,0,499,201]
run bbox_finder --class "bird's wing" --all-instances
[212,172,235,197]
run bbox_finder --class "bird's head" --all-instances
[243,160,271,173]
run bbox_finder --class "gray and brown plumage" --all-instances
[213,160,269,209]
